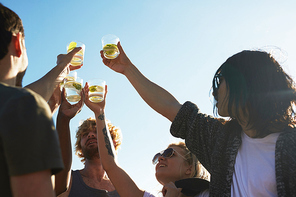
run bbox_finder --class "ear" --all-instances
[185,164,193,175]
[12,33,23,57]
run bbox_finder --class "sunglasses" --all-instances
[213,72,223,90]
[152,148,187,165]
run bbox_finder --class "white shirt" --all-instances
[231,132,280,196]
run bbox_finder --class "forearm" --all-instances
[48,99,60,114]
[95,111,144,197]
[55,113,72,195]
[95,111,117,171]
[25,63,66,101]
[124,64,181,122]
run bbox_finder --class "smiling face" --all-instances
[155,145,192,185]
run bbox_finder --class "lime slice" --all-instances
[73,83,82,90]
[89,85,97,92]
[68,41,77,52]
[89,85,104,92]
[103,44,118,55]
[65,76,75,82]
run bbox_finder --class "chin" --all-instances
[155,172,164,184]
[217,108,229,117]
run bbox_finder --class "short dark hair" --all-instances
[0,3,24,60]
[212,50,296,137]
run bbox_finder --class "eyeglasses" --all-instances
[213,72,223,90]
[152,148,187,165]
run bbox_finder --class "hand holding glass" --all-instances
[67,41,85,66]
[101,34,120,59]
[64,72,83,104]
[88,79,106,103]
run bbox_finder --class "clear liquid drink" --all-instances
[67,41,85,66]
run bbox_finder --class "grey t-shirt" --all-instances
[0,83,64,196]
[69,170,120,197]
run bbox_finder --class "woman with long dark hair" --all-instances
[101,43,296,196]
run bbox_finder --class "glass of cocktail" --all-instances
[101,34,120,59]
[67,41,85,66]
[87,79,106,103]
[64,71,83,104]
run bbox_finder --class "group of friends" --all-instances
[1,3,296,197]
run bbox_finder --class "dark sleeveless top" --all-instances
[69,170,120,197]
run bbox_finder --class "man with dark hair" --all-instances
[0,3,79,196]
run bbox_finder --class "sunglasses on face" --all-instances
[152,148,187,165]
[213,72,223,90]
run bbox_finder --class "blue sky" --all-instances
[4,0,296,194]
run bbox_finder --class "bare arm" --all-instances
[54,89,83,195]
[25,47,82,101]
[11,169,55,197]
[48,85,62,114]
[84,85,144,197]
[100,42,181,122]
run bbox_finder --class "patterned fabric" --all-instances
[170,101,296,197]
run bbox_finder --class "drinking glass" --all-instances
[88,79,106,103]
[67,41,85,66]
[101,34,120,59]
[64,71,83,104]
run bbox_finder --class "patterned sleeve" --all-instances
[170,101,224,171]
[275,129,296,196]
[2,89,64,176]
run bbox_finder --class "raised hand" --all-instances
[56,47,83,83]
[100,42,133,75]
[58,87,84,120]
[83,82,107,115]
[162,182,183,197]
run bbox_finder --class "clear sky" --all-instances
[4,0,296,195]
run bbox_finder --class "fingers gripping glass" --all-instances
[152,148,187,164]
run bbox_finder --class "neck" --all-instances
[0,56,18,86]
[237,118,257,137]
[241,127,256,138]
[82,158,107,181]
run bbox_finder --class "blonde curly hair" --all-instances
[75,117,122,162]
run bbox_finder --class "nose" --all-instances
[87,131,96,138]
[158,155,165,162]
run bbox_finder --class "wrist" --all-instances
[57,111,72,122]
[94,109,105,118]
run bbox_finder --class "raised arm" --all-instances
[54,88,83,195]
[100,42,181,122]
[84,84,144,197]
[25,47,82,101]
[48,85,62,114]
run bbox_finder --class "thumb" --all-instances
[117,42,125,55]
